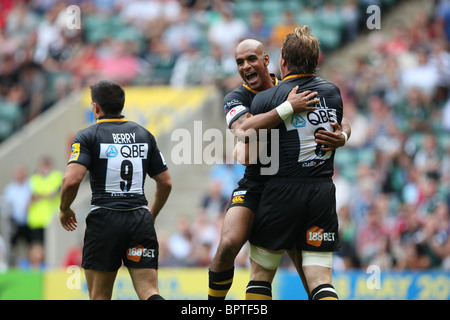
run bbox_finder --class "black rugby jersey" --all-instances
[223,77,279,180]
[68,115,168,209]
[250,74,343,178]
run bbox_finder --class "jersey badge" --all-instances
[69,143,80,162]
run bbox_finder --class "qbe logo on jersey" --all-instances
[284,107,337,164]
[100,143,148,194]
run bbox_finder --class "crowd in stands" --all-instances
[0,0,449,272]
[0,0,389,142]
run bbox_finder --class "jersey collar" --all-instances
[282,73,315,81]
[96,115,127,123]
[242,73,279,94]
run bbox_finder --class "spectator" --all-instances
[98,40,140,85]
[435,0,450,40]
[1,164,32,265]
[356,202,391,267]
[28,157,62,245]
[157,229,178,267]
[5,1,39,47]
[336,205,359,269]
[199,180,229,222]
[168,215,193,265]
[417,171,445,217]
[33,4,65,64]
[200,42,236,92]
[271,9,298,47]
[16,242,46,270]
[207,1,248,57]
[413,133,441,173]
[208,161,245,199]
[246,11,272,44]
[341,0,361,43]
[162,7,203,57]
[18,62,48,122]
[400,47,439,97]
[169,42,204,87]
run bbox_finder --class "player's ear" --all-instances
[264,53,270,67]
[280,56,287,68]
[92,102,101,118]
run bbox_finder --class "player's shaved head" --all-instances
[235,39,265,57]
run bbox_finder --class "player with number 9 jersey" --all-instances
[69,116,167,210]
[60,80,171,300]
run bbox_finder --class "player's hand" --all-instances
[315,121,346,151]
[287,86,319,113]
[60,208,78,231]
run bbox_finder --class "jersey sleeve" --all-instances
[223,93,251,129]
[147,134,168,177]
[68,130,92,169]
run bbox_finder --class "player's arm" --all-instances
[233,86,319,142]
[149,169,172,223]
[231,112,259,165]
[314,117,352,151]
[59,162,87,231]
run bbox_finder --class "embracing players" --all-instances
[209,36,350,299]
[247,25,345,300]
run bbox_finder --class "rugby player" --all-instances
[59,80,172,300]
[247,26,344,300]
[208,39,351,300]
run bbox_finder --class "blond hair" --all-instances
[281,25,320,74]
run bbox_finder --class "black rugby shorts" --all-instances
[82,207,158,272]
[249,177,340,252]
[226,177,266,214]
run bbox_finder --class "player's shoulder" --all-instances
[312,76,341,94]
[224,85,254,108]
[75,123,98,139]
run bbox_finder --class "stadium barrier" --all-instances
[1,268,449,300]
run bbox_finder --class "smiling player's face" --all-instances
[235,43,271,91]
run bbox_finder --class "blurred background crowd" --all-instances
[0,0,449,273]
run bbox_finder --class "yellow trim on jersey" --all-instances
[273,76,279,86]
[242,83,259,94]
[282,73,315,81]
[96,118,128,124]
[242,75,280,94]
